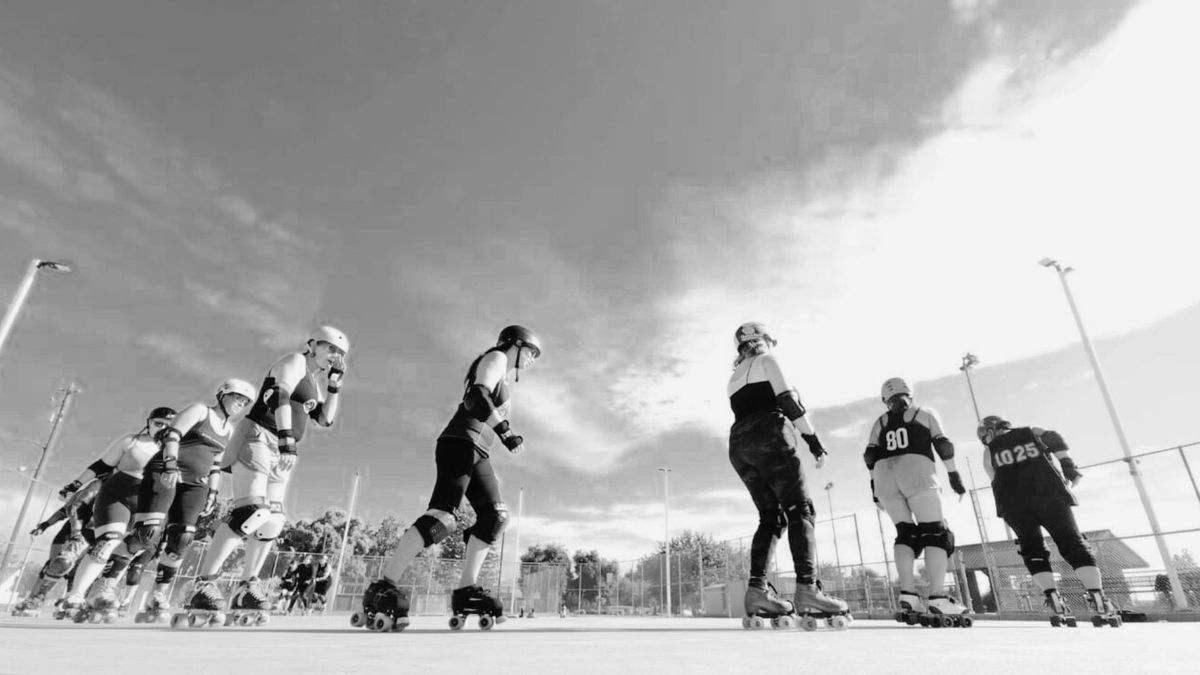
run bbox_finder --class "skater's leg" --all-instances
[384,438,472,583]
[197,524,243,577]
[909,490,951,595]
[458,459,507,588]
[1041,500,1101,589]
[729,451,783,585]
[67,529,124,602]
[1007,509,1055,592]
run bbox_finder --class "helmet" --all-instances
[497,325,542,358]
[147,406,177,422]
[216,378,256,402]
[880,377,912,403]
[309,325,350,355]
[735,322,777,348]
[977,415,1011,443]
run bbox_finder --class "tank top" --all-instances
[987,426,1073,507]
[114,435,162,477]
[147,409,233,485]
[247,366,322,443]
[439,352,512,454]
[872,407,936,462]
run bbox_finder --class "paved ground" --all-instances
[0,612,1192,674]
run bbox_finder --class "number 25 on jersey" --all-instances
[993,442,1040,467]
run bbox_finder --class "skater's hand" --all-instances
[947,470,966,500]
[800,433,827,468]
[327,354,346,393]
[279,451,297,472]
[1059,457,1082,487]
[494,420,524,455]
[29,523,47,537]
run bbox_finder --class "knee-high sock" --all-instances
[241,538,274,581]
[894,545,916,592]
[925,548,948,596]
[382,527,426,584]
[457,537,492,588]
[1032,571,1056,591]
[68,556,106,601]
[1075,565,1102,590]
[197,524,243,578]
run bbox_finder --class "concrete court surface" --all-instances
[0,613,1193,675]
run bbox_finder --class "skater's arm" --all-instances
[1033,427,1080,485]
[269,354,308,454]
[760,355,826,461]
[312,353,345,428]
[61,435,129,496]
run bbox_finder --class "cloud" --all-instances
[0,68,68,194]
[136,332,234,381]
[185,281,308,351]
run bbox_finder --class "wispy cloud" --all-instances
[136,332,236,381]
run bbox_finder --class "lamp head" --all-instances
[1038,258,1056,268]
[36,260,73,273]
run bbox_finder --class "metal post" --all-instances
[823,483,841,573]
[509,487,524,612]
[1177,447,1200,510]
[1,382,78,578]
[658,467,671,617]
[874,508,895,611]
[1041,258,1187,609]
[0,259,73,373]
[330,471,359,610]
[852,513,869,611]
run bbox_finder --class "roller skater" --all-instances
[727,323,848,633]
[352,578,410,631]
[13,481,99,618]
[1044,589,1077,627]
[361,326,542,634]
[449,584,507,630]
[979,415,1121,629]
[187,328,348,619]
[170,579,226,629]
[742,581,795,630]
[866,378,972,629]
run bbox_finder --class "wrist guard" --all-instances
[277,430,297,455]
[947,470,966,495]
[493,420,523,451]
[800,433,826,460]
[1059,457,1082,482]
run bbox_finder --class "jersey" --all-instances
[727,355,781,423]
[439,352,512,454]
[866,406,944,463]
[986,426,1074,516]
[146,409,233,485]
[246,360,323,443]
[101,434,161,478]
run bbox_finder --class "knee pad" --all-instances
[228,503,272,537]
[413,509,457,547]
[164,524,197,557]
[918,521,955,555]
[466,503,510,545]
[1018,542,1053,575]
[127,519,164,554]
[894,522,922,556]
[254,513,286,542]
[88,532,123,564]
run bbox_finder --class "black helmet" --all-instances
[497,325,542,358]
[148,406,177,422]
[977,415,1010,443]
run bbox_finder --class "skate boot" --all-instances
[793,581,851,631]
[742,580,795,630]
[11,593,46,617]
[172,579,226,629]
[449,584,506,630]
[353,578,409,632]
[227,578,270,627]
[135,590,170,624]
[926,595,974,628]
[61,593,92,623]
[1085,589,1122,628]
[1043,589,1077,627]
[895,590,924,626]
[84,578,120,623]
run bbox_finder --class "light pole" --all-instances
[0,382,79,578]
[959,353,983,423]
[0,259,73,372]
[1039,258,1188,609]
[658,467,671,618]
[823,482,841,571]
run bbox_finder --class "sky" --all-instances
[2,0,1199,569]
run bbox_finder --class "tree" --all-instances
[567,549,619,612]
[522,543,572,564]
[1172,549,1198,570]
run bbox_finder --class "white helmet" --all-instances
[880,377,912,402]
[735,322,777,348]
[217,378,256,402]
[308,325,350,355]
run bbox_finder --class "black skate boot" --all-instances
[743,580,795,630]
[793,581,851,631]
[1085,589,1122,628]
[228,578,270,627]
[1044,589,1077,627]
[354,578,410,632]
[172,579,226,629]
[449,585,506,630]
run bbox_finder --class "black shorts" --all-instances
[91,473,141,529]
[136,475,208,526]
[428,437,503,514]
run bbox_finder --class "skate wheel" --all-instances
[449,615,466,631]
[350,610,367,628]
[88,612,103,624]
[748,616,766,630]
[170,613,189,629]
[1049,615,1062,627]
[236,613,252,627]
[831,615,849,630]
[1108,617,1122,628]
[917,615,930,627]
[894,612,905,623]
[1065,617,1077,628]
[224,613,236,627]
[1091,617,1104,627]
[741,616,751,630]
[134,612,146,624]
[960,615,974,628]
[188,613,201,628]
[939,615,954,628]
[373,614,394,632]
[255,613,269,626]
[158,613,170,624]
[799,616,818,632]
[479,615,495,630]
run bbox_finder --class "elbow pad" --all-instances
[462,384,496,422]
[864,445,882,470]
[775,389,806,421]
[269,385,292,412]
[307,401,325,421]
[1036,429,1069,453]
[87,459,115,478]
[933,437,956,461]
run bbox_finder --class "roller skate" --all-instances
[1085,589,1122,628]
[115,594,134,619]
[170,579,226,629]
[74,578,120,624]
[793,581,852,631]
[10,593,46,617]
[1043,589,1077,628]
[225,577,271,627]
[449,584,507,631]
[894,590,925,626]
[352,578,409,632]
[742,580,796,630]
[135,590,171,624]
[926,595,974,628]
[52,597,78,621]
